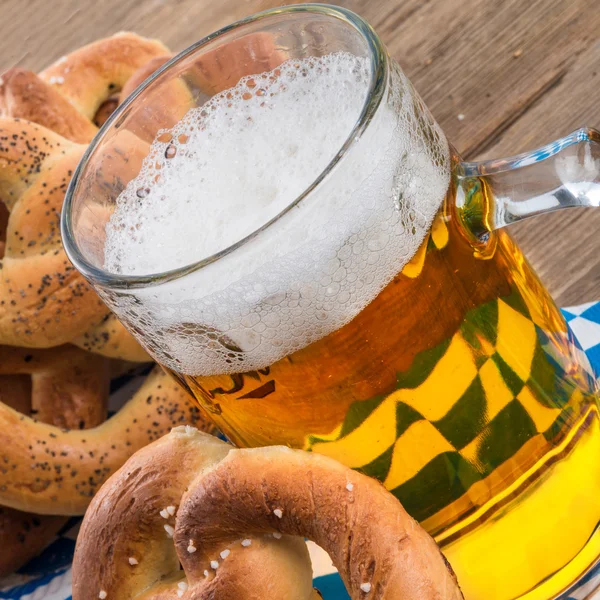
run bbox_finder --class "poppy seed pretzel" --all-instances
[0,118,149,359]
[0,366,216,516]
[0,33,177,359]
[0,344,109,576]
[73,427,463,600]
[0,343,110,428]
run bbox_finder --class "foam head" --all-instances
[105,53,371,275]
[102,52,450,375]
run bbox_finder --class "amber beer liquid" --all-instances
[168,189,600,599]
[97,51,599,600]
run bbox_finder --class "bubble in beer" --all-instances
[104,53,450,375]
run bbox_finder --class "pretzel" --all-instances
[0,344,109,427]
[0,118,148,359]
[0,34,174,359]
[0,34,174,360]
[0,344,109,576]
[0,33,169,141]
[40,32,169,121]
[0,366,215,515]
[119,54,172,100]
[73,427,463,600]
[73,427,320,600]
[0,33,200,359]
[0,68,98,143]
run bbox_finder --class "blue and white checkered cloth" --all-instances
[2,303,600,600]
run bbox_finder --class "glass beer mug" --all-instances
[61,5,600,599]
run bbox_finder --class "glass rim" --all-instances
[61,3,389,290]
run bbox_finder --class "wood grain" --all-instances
[0,0,597,305]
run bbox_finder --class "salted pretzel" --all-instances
[0,344,109,576]
[73,427,463,600]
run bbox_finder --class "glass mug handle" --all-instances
[455,127,600,240]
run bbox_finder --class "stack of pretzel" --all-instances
[0,32,215,576]
[0,32,466,599]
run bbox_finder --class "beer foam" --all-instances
[105,53,371,275]
[102,54,450,375]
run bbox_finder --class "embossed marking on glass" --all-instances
[62,5,600,599]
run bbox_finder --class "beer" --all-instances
[100,53,599,599]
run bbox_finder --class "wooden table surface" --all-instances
[1,0,598,306]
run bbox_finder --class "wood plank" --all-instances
[0,0,597,304]
[477,41,600,306]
